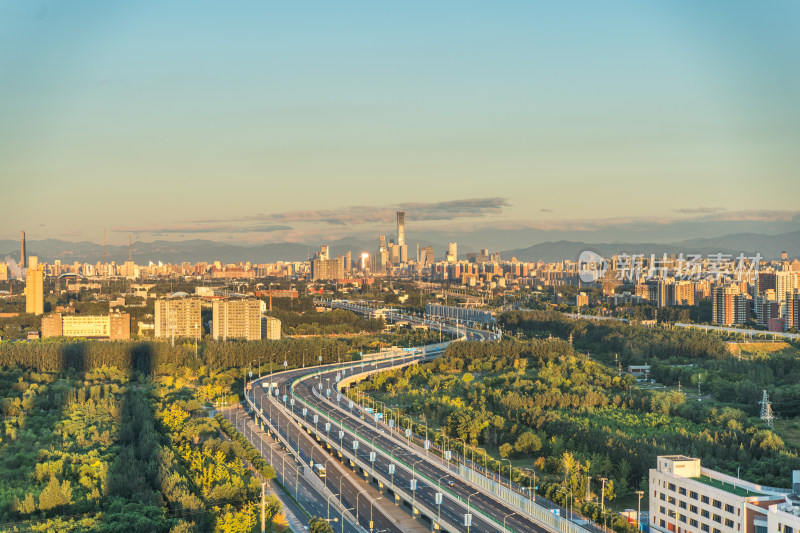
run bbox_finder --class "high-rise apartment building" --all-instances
[311,257,345,280]
[712,285,747,325]
[788,289,800,331]
[25,265,44,315]
[776,271,799,317]
[154,298,201,339]
[212,298,262,340]
[0,262,7,281]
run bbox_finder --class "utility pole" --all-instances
[599,477,608,516]
[636,490,644,532]
[261,481,266,533]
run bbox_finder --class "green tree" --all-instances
[309,516,335,533]
[38,477,72,512]
[499,443,513,458]
[514,432,542,460]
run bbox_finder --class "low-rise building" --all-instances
[650,455,790,533]
[41,312,130,340]
[261,316,281,340]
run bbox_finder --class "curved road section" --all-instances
[245,303,591,533]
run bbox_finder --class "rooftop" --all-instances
[692,475,768,498]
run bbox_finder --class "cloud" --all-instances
[191,197,510,226]
[113,224,293,234]
[702,210,800,223]
[674,206,724,214]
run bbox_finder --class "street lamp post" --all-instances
[466,491,480,533]
[502,457,513,489]
[503,512,518,533]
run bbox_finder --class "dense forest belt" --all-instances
[355,337,799,501]
[0,330,440,374]
[499,310,800,417]
[0,365,287,532]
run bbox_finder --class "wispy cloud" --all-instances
[703,210,800,223]
[674,206,724,214]
[191,197,510,226]
[113,224,292,234]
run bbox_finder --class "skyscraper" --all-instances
[20,231,26,269]
[25,265,44,315]
[396,211,405,246]
[447,242,457,263]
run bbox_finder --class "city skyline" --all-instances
[2,1,799,244]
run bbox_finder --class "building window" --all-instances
[669,497,676,505]
[691,505,698,514]
[661,493,666,501]
[679,487,687,496]
[701,510,710,519]
[690,519,698,527]
[668,511,676,518]
[660,506,666,514]
[713,500,722,509]
[754,526,767,533]
[725,519,734,528]
[784,527,793,533]
[713,514,721,523]
[690,491,698,500]
[679,515,687,523]
[701,496,710,504]
[701,524,710,532]
[660,519,666,528]
[679,501,687,509]
[724,504,734,514]
[669,483,676,491]
[713,529,721,533]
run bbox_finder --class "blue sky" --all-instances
[1,1,798,248]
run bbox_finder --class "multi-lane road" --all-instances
[243,302,592,533]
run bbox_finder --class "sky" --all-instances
[1,1,799,249]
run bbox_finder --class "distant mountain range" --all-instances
[1,231,797,265]
[502,231,800,262]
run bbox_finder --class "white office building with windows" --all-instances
[650,456,793,533]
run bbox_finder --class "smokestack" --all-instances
[20,231,26,269]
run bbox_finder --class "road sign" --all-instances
[405,429,411,438]
[353,440,359,450]
[410,479,417,491]
[435,493,443,505]
[388,464,395,475]
[445,451,452,461]
[464,514,473,526]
